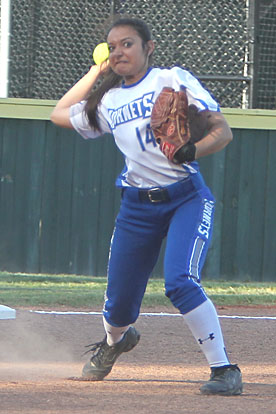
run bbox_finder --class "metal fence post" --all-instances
[248,0,261,109]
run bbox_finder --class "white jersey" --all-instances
[70,66,220,188]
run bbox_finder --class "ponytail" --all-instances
[85,68,122,131]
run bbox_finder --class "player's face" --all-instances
[107,25,154,85]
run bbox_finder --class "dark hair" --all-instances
[85,17,152,131]
[108,17,152,44]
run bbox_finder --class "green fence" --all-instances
[0,99,276,281]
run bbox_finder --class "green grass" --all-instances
[0,273,108,308]
[0,272,276,309]
[203,281,276,306]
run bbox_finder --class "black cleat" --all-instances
[82,326,140,380]
[200,364,243,396]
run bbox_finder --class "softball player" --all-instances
[51,17,243,396]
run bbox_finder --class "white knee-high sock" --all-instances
[103,317,130,346]
[182,298,230,368]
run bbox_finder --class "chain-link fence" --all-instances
[114,0,249,108]
[3,0,276,108]
[256,0,276,108]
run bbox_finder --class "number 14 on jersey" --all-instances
[136,124,157,152]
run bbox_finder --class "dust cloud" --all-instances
[0,309,103,381]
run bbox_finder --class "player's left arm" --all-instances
[194,111,233,160]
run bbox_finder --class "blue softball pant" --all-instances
[103,173,215,327]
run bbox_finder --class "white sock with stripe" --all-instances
[182,298,230,367]
[103,317,130,346]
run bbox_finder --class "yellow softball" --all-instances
[93,42,110,65]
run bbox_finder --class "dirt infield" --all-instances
[1,306,276,414]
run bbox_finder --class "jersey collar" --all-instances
[121,67,153,88]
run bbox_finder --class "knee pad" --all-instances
[165,275,207,314]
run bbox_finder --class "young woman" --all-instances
[51,17,243,396]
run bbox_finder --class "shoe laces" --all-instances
[83,336,108,357]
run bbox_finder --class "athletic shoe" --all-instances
[200,364,243,396]
[82,326,140,380]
